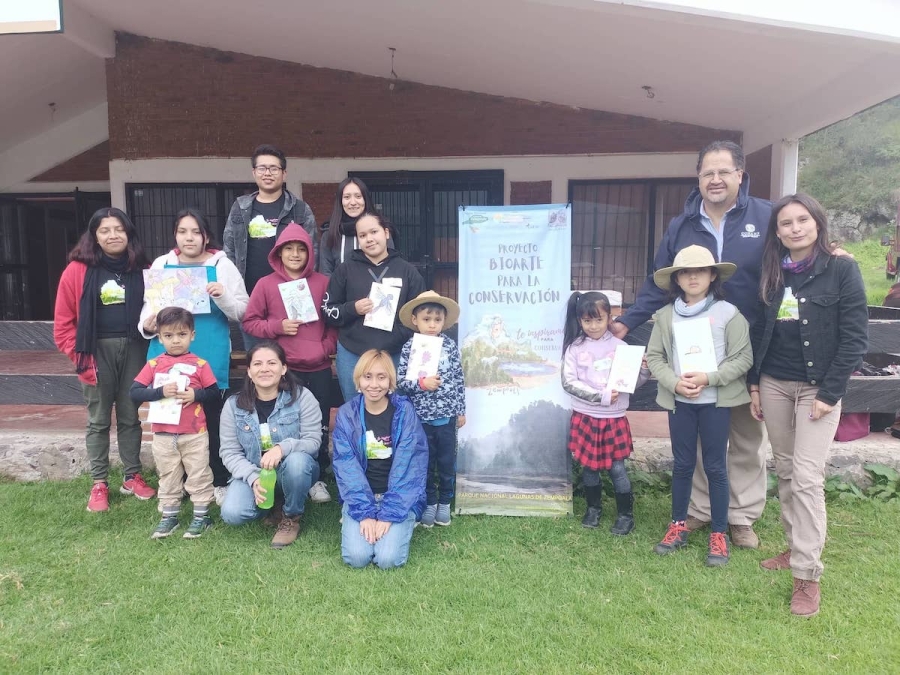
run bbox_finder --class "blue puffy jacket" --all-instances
[332,392,428,523]
[620,177,772,330]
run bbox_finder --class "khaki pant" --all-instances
[759,375,839,581]
[687,402,768,526]
[151,432,214,508]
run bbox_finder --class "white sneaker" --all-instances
[214,486,228,506]
[308,481,331,503]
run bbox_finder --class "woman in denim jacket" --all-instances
[332,349,428,569]
[748,194,868,617]
[220,341,322,549]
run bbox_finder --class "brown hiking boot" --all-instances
[684,515,709,532]
[271,515,301,549]
[760,549,791,571]
[729,524,759,549]
[791,578,820,617]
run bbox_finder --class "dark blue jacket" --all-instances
[619,177,772,329]
[332,392,428,523]
[749,254,868,405]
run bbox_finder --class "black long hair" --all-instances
[236,340,300,411]
[323,177,375,252]
[68,207,149,270]
[562,291,612,357]
[173,207,218,251]
[759,193,833,303]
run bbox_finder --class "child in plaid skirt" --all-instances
[562,291,649,535]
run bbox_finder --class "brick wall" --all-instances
[107,34,739,161]
[29,141,110,182]
[510,181,552,205]
[301,182,340,234]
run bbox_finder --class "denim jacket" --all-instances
[223,189,317,277]
[749,254,868,405]
[219,388,323,487]
[332,393,428,523]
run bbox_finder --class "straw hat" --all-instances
[399,291,461,330]
[652,245,737,290]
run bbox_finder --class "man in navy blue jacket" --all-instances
[610,140,770,549]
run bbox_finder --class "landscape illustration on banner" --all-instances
[456,204,572,517]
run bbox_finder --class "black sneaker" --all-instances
[151,516,179,539]
[182,515,212,539]
[654,522,689,555]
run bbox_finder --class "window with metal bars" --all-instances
[569,180,695,304]
[125,183,256,261]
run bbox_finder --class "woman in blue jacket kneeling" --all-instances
[333,349,428,569]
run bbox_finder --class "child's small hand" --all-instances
[457,415,467,429]
[675,379,702,399]
[421,376,441,391]
[355,298,374,315]
[175,388,196,406]
[206,282,225,298]
[641,357,649,370]
[161,382,179,398]
[609,390,620,404]
[143,316,157,334]
[681,371,709,388]
[281,319,302,335]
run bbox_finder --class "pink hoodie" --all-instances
[242,223,338,372]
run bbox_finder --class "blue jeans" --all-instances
[341,501,417,569]
[668,403,730,533]
[335,342,401,403]
[220,452,319,524]
[423,421,457,505]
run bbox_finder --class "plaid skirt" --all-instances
[568,412,634,471]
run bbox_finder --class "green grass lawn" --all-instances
[2,473,899,674]
[843,238,894,306]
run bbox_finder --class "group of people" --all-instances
[52,139,868,609]
[563,140,867,618]
[53,144,465,567]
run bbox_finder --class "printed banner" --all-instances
[456,204,572,517]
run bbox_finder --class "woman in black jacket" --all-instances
[323,213,425,401]
[318,177,378,276]
[748,193,868,618]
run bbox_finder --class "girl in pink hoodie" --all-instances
[243,222,338,503]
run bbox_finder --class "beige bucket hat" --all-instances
[652,244,737,290]
[399,291,461,330]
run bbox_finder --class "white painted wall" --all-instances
[109,153,698,210]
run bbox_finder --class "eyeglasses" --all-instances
[699,168,740,181]
[254,165,283,175]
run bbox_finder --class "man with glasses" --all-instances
[224,144,317,308]
[609,140,771,549]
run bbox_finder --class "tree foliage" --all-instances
[799,96,900,217]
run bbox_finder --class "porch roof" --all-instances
[1,0,899,174]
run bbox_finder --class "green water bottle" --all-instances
[258,468,276,510]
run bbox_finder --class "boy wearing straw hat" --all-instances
[397,291,466,527]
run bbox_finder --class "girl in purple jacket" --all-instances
[562,291,649,535]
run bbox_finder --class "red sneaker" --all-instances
[87,483,109,512]
[121,473,156,500]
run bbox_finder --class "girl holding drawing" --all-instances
[139,208,249,505]
[561,291,649,535]
[748,194,867,617]
[242,222,337,503]
[323,213,425,403]
[645,245,753,566]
